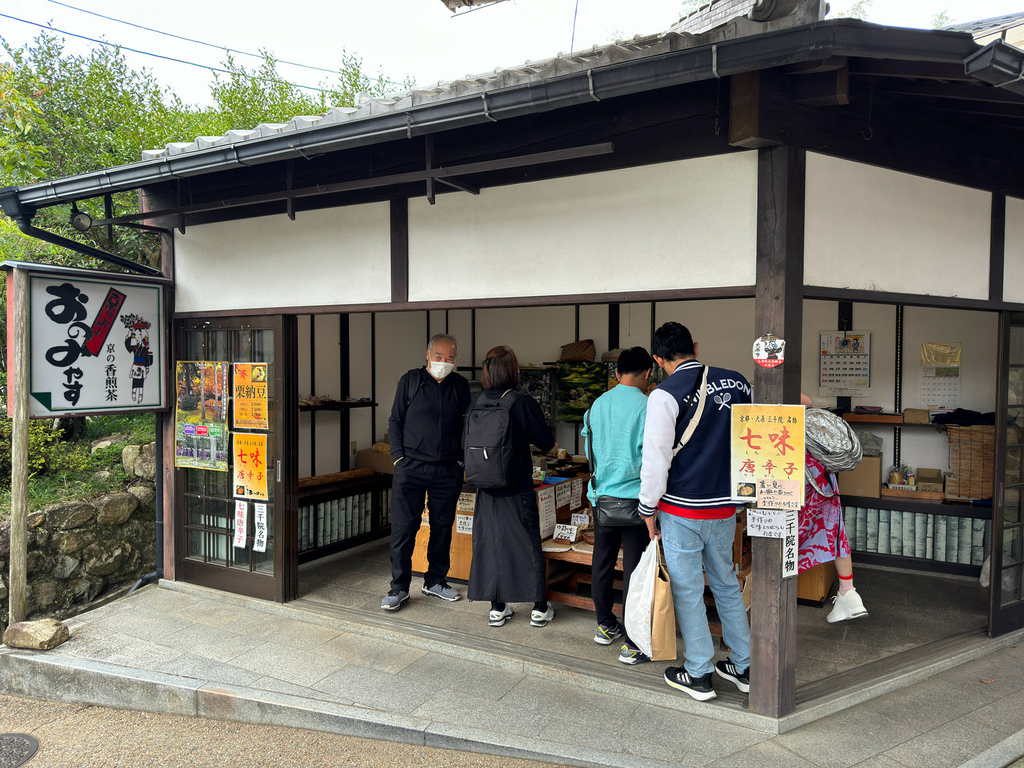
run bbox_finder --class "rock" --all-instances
[128,484,156,511]
[0,577,7,601]
[134,442,156,481]
[90,439,115,453]
[95,493,139,526]
[28,578,60,611]
[122,444,141,476]
[3,618,70,650]
[54,529,97,555]
[71,576,105,602]
[45,502,96,530]
[31,529,49,547]
[91,470,112,483]
[82,541,128,577]
[52,555,80,580]
[26,551,54,575]
[27,512,46,529]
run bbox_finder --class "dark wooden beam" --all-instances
[847,59,974,81]
[790,67,850,107]
[390,198,409,304]
[750,144,804,719]
[991,193,1006,304]
[871,79,1024,105]
[608,303,620,351]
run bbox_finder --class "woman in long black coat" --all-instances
[467,345,556,628]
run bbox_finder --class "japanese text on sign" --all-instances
[747,509,787,538]
[456,514,474,535]
[233,363,269,429]
[253,503,268,553]
[731,404,805,506]
[782,510,799,578]
[233,432,269,500]
[233,500,248,548]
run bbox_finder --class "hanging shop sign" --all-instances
[174,361,230,471]
[233,431,269,501]
[10,265,168,417]
[233,500,248,548]
[731,404,806,508]
[253,503,268,553]
[752,334,785,369]
[233,363,269,429]
[782,510,799,579]
[818,331,871,398]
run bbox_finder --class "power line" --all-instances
[47,0,341,75]
[0,12,331,93]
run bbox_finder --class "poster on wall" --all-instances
[730,404,806,507]
[233,432,269,500]
[174,361,230,471]
[555,362,607,423]
[818,331,871,398]
[233,363,269,429]
[20,267,166,417]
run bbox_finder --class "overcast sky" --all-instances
[2,0,1022,107]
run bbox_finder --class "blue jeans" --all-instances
[660,512,750,678]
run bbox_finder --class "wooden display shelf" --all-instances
[880,487,946,501]
[299,400,376,412]
[843,413,904,424]
[843,494,990,519]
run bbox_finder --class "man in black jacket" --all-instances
[382,333,471,610]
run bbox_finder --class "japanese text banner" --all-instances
[731,404,805,508]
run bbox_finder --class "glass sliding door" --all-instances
[175,316,297,602]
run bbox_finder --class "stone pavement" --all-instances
[3,580,1024,768]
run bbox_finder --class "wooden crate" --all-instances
[947,425,995,500]
[797,561,836,605]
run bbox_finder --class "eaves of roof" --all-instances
[947,12,1024,37]
[0,20,994,215]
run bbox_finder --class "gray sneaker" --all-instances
[381,589,409,611]
[422,580,460,602]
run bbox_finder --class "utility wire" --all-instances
[0,12,331,93]
[47,0,341,75]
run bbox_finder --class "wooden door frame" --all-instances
[173,314,298,603]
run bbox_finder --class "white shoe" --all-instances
[489,605,514,627]
[531,604,555,627]
[827,588,868,623]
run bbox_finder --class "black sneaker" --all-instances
[594,622,625,646]
[664,666,717,701]
[618,641,651,665]
[715,658,750,693]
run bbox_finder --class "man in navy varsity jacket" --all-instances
[639,322,752,701]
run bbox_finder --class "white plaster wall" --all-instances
[407,153,758,302]
[805,153,991,299]
[174,204,391,313]
[1006,196,1024,304]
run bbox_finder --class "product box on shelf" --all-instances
[903,409,931,424]
[838,455,882,499]
[917,468,945,493]
[356,448,395,475]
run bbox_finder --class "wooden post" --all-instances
[749,145,805,718]
[9,267,30,625]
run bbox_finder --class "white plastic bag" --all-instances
[624,539,658,658]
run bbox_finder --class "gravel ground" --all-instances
[0,695,566,768]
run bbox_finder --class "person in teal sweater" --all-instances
[581,346,657,664]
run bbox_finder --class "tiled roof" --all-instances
[140,30,692,162]
[946,11,1024,37]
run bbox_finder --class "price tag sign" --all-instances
[456,514,473,535]
[233,500,248,548]
[571,512,590,528]
[457,492,477,513]
[555,482,571,508]
[553,523,579,542]
[570,477,584,509]
[252,503,268,553]
[538,486,556,539]
[747,509,786,538]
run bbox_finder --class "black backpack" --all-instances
[463,390,520,488]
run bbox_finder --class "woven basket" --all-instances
[558,339,596,362]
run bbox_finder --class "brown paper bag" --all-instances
[650,544,677,661]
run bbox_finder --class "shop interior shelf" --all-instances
[843,495,991,519]
[299,400,376,412]
[852,551,982,577]
[844,415,947,429]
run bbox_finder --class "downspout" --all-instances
[128,410,164,594]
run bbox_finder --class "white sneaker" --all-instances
[827,588,868,623]
[489,605,514,627]
[531,604,555,627]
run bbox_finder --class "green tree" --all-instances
[932,10,953,29]
[837,0,873,20]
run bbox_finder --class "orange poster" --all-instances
[731,404,805,509]
[233,432,269,501]
[233,363,268,430]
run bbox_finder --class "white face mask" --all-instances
[429,360,455,380]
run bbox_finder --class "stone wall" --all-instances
[0,442,157,637]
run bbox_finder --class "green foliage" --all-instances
[932,10,953,29]
[836,0,873,21]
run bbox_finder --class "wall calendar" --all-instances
[818,331,871,398]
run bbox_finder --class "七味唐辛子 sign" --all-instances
[731,404,806,508]
[233,432,268,501]
[16,267,166,417]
